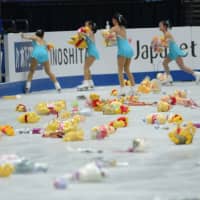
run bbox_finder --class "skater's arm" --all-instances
[21,33,37,41]
[110,25,119,34]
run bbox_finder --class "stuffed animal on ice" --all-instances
[137,77,151,94]
[137,77,161,94]
[156,72,172,84]
[0,163,15,177]
[35,100,66,115]
[157,101,171,112]
[59,110,71,120]
[168,122,196,145]
[91,124,116,140]
[63,129,84,142]
[168,113,183,124]
[91,116,128,140]
[123,79,131,86]
[88,93,104,112]
[0,125,15,136]
[43,116,82,139]
[145,113,167,124]
[160,92,199,108]
[102,101,129,115]
[109,116,128,128]
[173,90,187,98]
[16,104,27,112]
[68,26,90,49]
[151,79,161,93]
[101,29,116,47]
[110,89,118,96]
[35,102,49,115]
[17,112,40,123]
[151,36,167,53]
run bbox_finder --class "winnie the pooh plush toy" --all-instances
[102,101,129,115]
[168,114,183,124]
[68,26,90,49]
[157,101,171,112]
[137,77,161,94]
[63,129,84,142]
[16,104,27,112]
[110,89,118,96]
[18,112,40,123]
[35,102,50,115]
[0,163,15,177]
[137,77,151,94]
[35,100,66,115]
[168,122,196,145]
[88,93,103,112]
[0,125,15,136]
[109,116,128,128]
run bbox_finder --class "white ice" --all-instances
[0,82,200,200]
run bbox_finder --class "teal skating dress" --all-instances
[117,36,134,58]
[85,36,99,60]
[167,40,187,60]
[31,41,49,64]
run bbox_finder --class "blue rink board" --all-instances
[0,70,197,96]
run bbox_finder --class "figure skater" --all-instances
[110,13,135,96]
[21,29,61,93]
[159,20,200,84]
[77,20,99,91]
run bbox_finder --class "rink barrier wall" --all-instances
[1,26,200,95]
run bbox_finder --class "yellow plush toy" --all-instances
[123,79,131,86]
[168,122,196,145]
[68,26,90,49]
[88,93,104,112]
[168,114,183,124]
[173,90,187,98]
[18,112,40,123]
[151,36,167,53]
[137,77,161,94]
[110,89,118,96]
[68,35,87,49]
[16,104,27,112]
[157,101,171,112]
[35,102,50,115]
[59,110,71,120]
[0,163,15,177]
[43,115,82,138]
[0,125,15,136]
[137,77,151,94]
[145,113,167,124]
[53,100,67,112]
[102,101,129,115]
[109,116,128,128]
[35,100,66,115]
[101,29,116,47]
[63,129,84,142]
[44,119,60,135]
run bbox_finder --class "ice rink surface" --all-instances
[0,82,200,200]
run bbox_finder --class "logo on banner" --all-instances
[14,42,42,72]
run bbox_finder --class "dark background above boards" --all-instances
[0,0,200,32]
